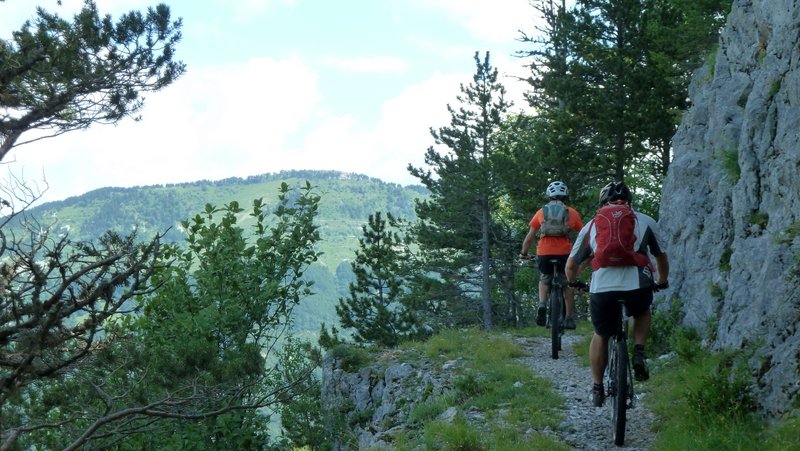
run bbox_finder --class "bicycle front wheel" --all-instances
[550,288,563,359]
[611,338,628,446]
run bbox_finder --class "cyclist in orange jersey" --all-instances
[520,181,584,329]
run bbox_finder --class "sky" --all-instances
[1,0,549,205]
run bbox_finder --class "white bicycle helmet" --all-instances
[546,180,569,198]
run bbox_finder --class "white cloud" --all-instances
[5,57,323,202]
[2,0,540,206]
[6,52,529,203]
[370,72,466,184]
[409,0,540,42]
[223,0,298,22]
[322,56,409,74]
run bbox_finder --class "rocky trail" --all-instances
[514,333,657,451]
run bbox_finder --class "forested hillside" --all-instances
[8,169,426,333]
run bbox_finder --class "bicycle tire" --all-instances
[612,338,628,446]
[550,288,563,359]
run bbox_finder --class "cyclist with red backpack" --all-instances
[520,181,584,329]
[565,180,669,407]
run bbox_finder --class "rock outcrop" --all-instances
[320,349,459,450]
[659,0,799,415]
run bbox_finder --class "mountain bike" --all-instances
[544,257,566,359]
[519,255,566,359]
[604,281,667,446]
[607,299,633,446]
[520,256,567,359]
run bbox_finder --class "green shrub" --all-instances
[702,45,718,81]
[328,344,372,372]
[650,298,684,357]
[705,315,720,342]
[769,79,782,97]
[709,282,724,298]
[749,212,769,229]
[775,221,800,245]
[453,372,485,401]
[720,245,733,272]
[671,327,703,362]
[684,355,756,420]
[775,222,800,281]
[422,419,483,450]
[718,149,741,182]
[408,393,457,425]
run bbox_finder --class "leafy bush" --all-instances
[720,244,733,272]
[748,212,769,229]
[328,344,372,372]
[650,298,684,356]
[454,372,486,401]
[684,354,756,420]
[709,282,724,298]
[671,327,703,362]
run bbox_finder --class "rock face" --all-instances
[320,349,459,450]
[659,0,800,415]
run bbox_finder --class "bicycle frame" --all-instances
[546,258,566,359]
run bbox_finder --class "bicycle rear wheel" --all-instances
[550,288,563,359]
[611,338,628,446]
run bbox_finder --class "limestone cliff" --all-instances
[659,0,799,415]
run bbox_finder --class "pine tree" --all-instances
[408,52,512,330]
[0,1,184,160]
[335,212,418,347]
[517,0,728,213]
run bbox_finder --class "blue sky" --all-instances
[2,0,548,204]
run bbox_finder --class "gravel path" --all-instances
[514,333,657,450]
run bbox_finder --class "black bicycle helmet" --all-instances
[599,180,632,206]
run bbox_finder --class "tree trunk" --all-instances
[615,131,626,181]
[480,196,492,330]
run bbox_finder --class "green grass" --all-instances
[709,282,724,298]
[718,149,741,182]
[720,245,733,272]
[326,343,373,372]
[392,327,569,449]
[749,212,769,230]
[646,346,798,451]
[378,321,800,450]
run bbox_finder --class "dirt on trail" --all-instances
[514,333,657,451]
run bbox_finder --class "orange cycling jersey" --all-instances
[530,206,584,255]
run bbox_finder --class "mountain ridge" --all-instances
[12,169,427,270]
[6,169,427,335]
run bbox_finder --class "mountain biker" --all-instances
[565,180,669,407]
[520,181,584,329]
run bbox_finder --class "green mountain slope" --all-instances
[9,170,426,333]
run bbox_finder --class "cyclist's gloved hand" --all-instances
[653,281,669,291]
[568,280,588,291]
[519,253,532,261]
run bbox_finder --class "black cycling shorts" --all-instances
[590,288,653,338]
[537,254,568,274]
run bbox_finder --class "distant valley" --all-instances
[8,169,427,335]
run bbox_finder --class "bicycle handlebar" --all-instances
[568,280,589,291]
